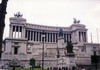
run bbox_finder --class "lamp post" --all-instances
[42,31,45,70]
[57,44,59,67]
[91,47,99,70]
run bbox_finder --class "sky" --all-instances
[1,0,100,43]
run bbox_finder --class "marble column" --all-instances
[37,31,39,41]
[46,32,48,42]
[48,33,49,42]
[9,25,13,38]
[37,32,39,41]
[66,34,67,42]
[40,32,42,42]
[33,31,34,41]
[34,31,36,41]
[26,30,28,39]
[22,26,25,38]
[14,26,17,38]
[51,33,53,42]
[54,33,56,42]
[17,26,20,38]
[56,33,58,42]
[31,31,33,41]
[29,30,31,41]
[49,33,51,42]
[35,31,37,41]
[80,32,83,42]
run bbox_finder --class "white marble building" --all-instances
[1,14,100,69]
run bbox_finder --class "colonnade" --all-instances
[79,31,87,42]
[9,25,25,38]
[25,29,71,43]
[9,25,72,43]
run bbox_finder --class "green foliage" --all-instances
[30,58,35,66]
[91,55,100,63]
[7,67,47,70]
[6,67,21,70]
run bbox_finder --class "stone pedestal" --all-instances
[65,53,76,67]
[58,53,76,68]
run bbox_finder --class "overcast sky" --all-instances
[2,0,100,43]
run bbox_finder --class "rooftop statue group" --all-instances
[14,12,23,17]
[73,18,80,23]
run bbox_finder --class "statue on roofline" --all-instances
[73,18,80,23]
[14,12,23,17]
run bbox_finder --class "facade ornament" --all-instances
[14,12,23,17]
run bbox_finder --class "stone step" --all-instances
[0,69,5,70]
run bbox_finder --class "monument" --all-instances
[9,58,21,70]
[64,41,76,68]
[57,29,76,69]
[59,28,63,37]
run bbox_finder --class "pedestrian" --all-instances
[68,66,71,70]
[81,67,85,70]
[30,65,32,70]
[75,66,79,70]
[88,68,91,70]
[1,66,3,69]
[47,67,49,70]
[72,66,76,70]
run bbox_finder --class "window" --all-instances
[81,46,86,52]
[14,47,18,54]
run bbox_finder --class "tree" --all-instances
[0,0,8,59]
[30,58,35,70]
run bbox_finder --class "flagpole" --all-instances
[91,33,93,43]
[96,28,99,43]
[56,24,59,67]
